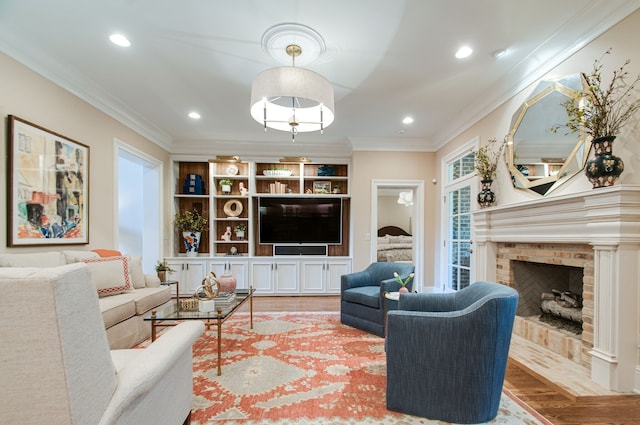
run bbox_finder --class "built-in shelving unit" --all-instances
[168,156,352,295]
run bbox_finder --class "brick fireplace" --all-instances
[473,186,640,393]
[496,242,593,369]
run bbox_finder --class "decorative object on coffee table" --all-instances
[218,273,237,293]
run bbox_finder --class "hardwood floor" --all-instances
[249,295,640,425]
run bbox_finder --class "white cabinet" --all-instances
[250,259,299,294]
[164,258,207,296]
[301,259,351,293]
[208,259,248,290]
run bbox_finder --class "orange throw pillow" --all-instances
[92,249,122,258]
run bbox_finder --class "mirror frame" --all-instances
[507,75,588,195]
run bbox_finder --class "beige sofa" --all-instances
[0,263,204,425]
[0,250,172,349]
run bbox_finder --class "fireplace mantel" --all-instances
[473,185,640,393]
[473,185,640,244]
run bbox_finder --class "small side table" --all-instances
[160,280,179,308]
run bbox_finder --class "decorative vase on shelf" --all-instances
[182,231,201,257]
[584,136,624,188]
[157,271,166,282]
[218,273,237,293]
[477,179,496,208]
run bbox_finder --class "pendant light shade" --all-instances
[250,27,334,141]
[250,66,335,134]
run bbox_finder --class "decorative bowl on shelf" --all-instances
[263,169,292,177]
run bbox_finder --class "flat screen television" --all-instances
[259,197,342,244]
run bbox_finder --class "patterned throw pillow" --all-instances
[82,256,131,297]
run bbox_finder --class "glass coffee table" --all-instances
[145,287,254,376]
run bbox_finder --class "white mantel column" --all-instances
[590,242,640,392]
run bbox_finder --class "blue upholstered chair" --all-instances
[340,262,415,337]
[386,281,519,424]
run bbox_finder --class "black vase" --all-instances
[477,179,495,208]
[584,136,624,188]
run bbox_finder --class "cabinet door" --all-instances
[301,261,325,293]
[250,261,274,293]
[165,259,207,296]
[228,260,248,290]
[274,260,299,293]
[210,259,249,290]
[326,260,351,293]
[183,261,207,295]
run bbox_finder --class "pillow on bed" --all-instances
[82,255,131,297]
[388,235,412,244]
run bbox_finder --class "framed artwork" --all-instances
[7,115,89,246]
[313,181,330,194]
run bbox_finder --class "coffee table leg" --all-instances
[217,309,222,376]
[151,310,157,341]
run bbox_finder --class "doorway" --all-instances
[370,180,424,290]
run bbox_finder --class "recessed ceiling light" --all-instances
[109,33,131,47]
[402,116,414,125]
[188,112,201,119]
[455,45,472,59]
[494,48,507,58]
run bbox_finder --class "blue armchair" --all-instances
[340,262,415,337]
[385,281,518,424]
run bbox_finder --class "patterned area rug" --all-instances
[186,312,550,425]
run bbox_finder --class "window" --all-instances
[116,141,162,273]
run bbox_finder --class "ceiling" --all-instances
[1,0,639,158]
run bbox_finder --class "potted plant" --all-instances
[393,271,415,293]
[174,210,208,256]
[219,179,232,194]
[155,260,175,282]
[555,49,640,187]
[234,223,246,240]
[474,137,506,208]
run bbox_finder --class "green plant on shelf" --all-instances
[174,209,208,232]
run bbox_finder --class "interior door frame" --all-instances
[370,179,424,290]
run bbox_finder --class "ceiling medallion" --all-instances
[261,23,326,66]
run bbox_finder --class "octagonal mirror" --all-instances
[507,74,589,195]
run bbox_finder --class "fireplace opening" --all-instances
[513,261,583,335]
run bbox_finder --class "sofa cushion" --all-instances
[342,286,381,309]
[83,256,132,297]
[99,295,136,329]
[128,256,146,289]
[0,251,66,267]
[129,286,172,315]
[63,250,100,263]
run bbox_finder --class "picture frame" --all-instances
[313,181,331,194]
[7,115,90,246]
